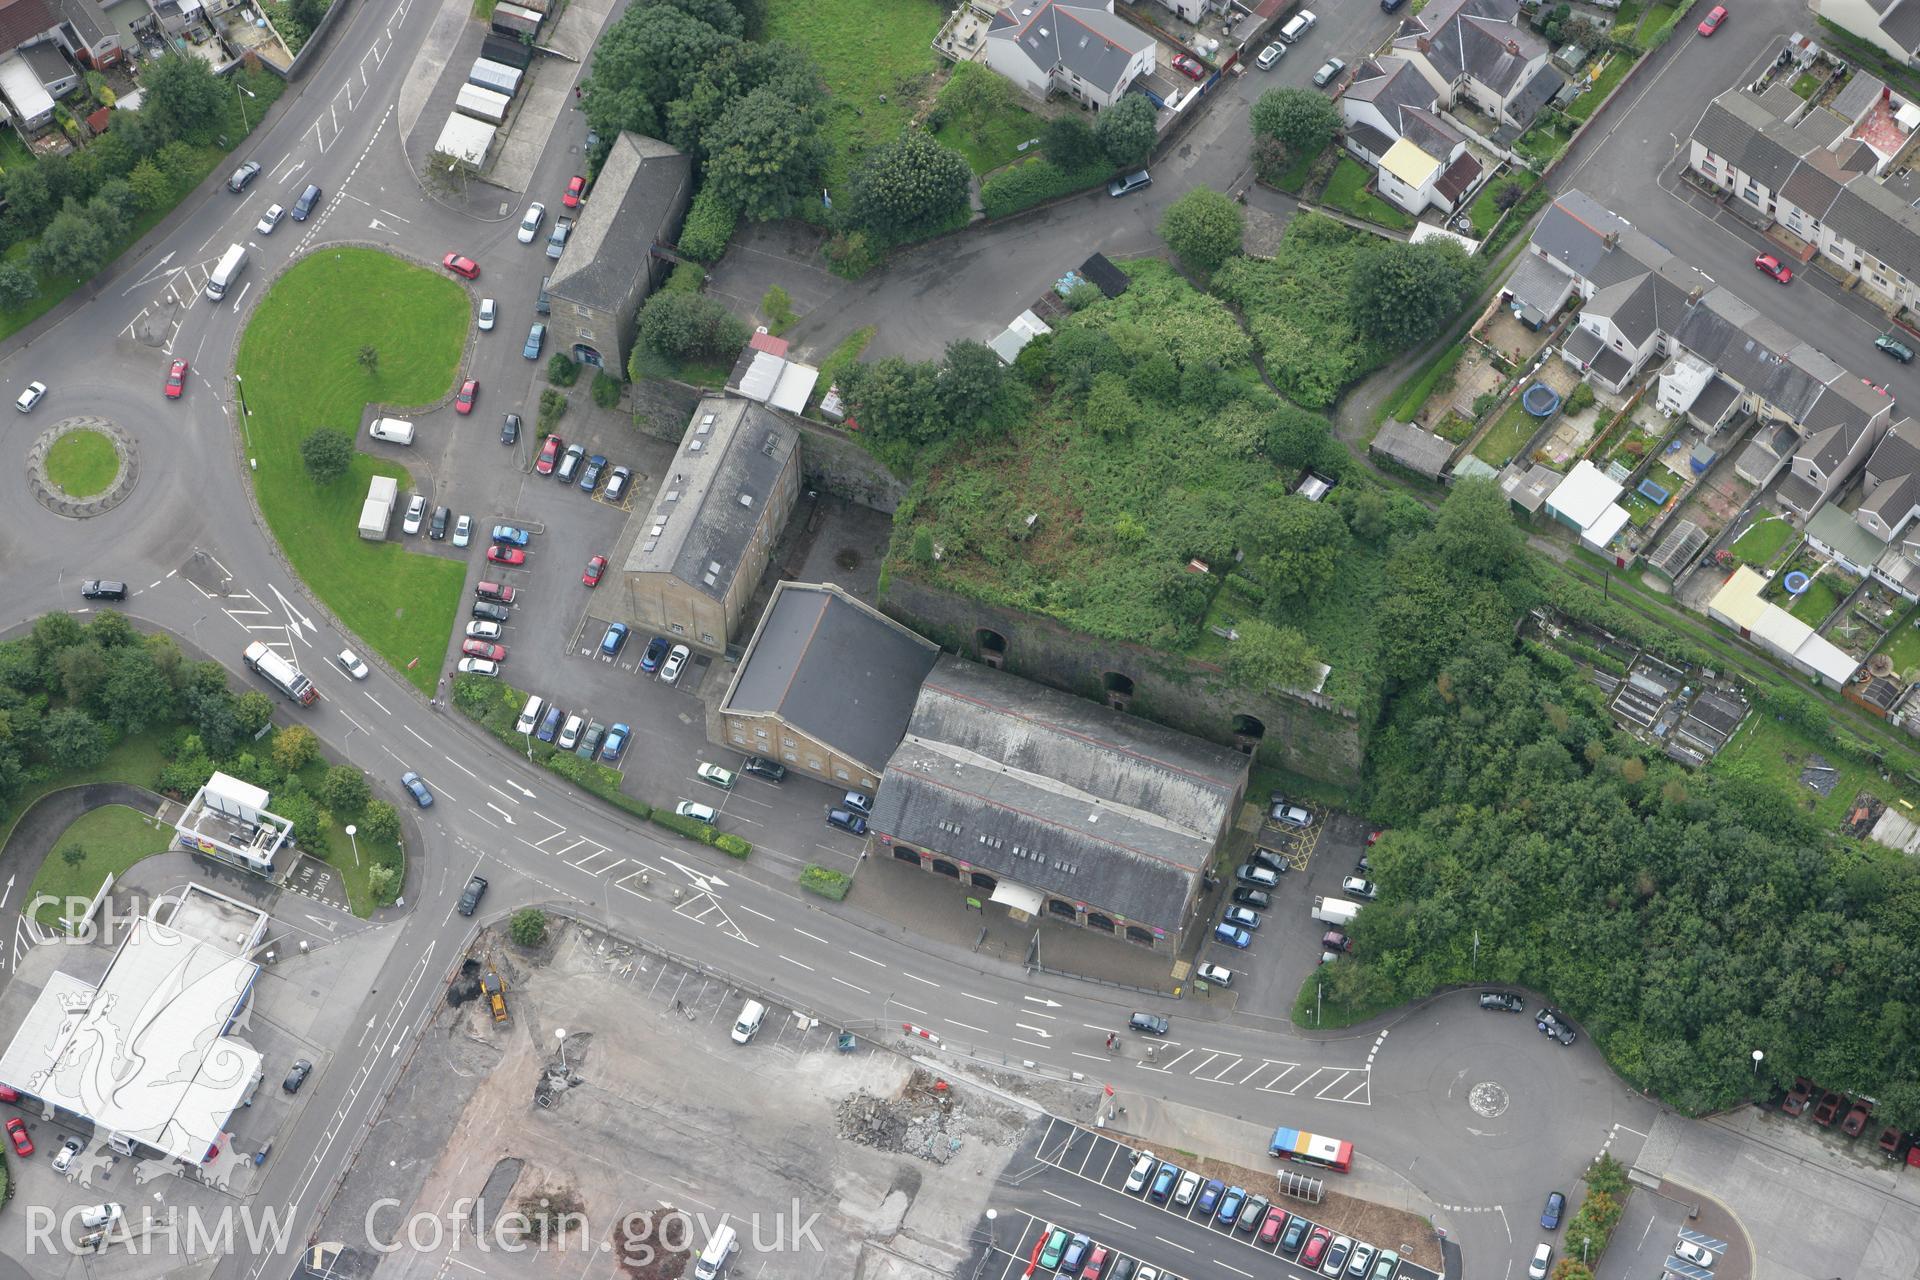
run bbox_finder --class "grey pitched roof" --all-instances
[1669,289,1801,394]
[1395,0,1544,96]
[622,397,797,601]
[1691,95,1801,191]
[986,0,1146,95]
[547,132,691,313]
[1826,178,1920,281]
[1831,70,1888,122]
[721,582,940,773]
[1529,189,1678,290]
[866,656,1248,932]
[1775,471,1821,514]
[50,0,108,47]
[1371,420,1454,477]
[1780,152,1844,217]
[1504,249,1576,317]
[1583,262,1706,348]
[1347,121,1396,159]
[1881,0,1920,51]
[1506,61,1563,127]
[1862,417,1920,533]
[1403,106,1464,155]
[1691,374,1740,424]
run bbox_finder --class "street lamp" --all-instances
[1752,1048,1765,1077]
[555,1027,569,1071]
[985,1209,996,1252]
[232,81,256,138]
[344,824,358,867]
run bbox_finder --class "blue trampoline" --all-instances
[1522,383,1561,416]
[1637,478,1670,504]
[1783,571,1811,596]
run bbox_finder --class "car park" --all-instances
[6,1117,31,1155]
[1082,1245,1110,1278]
[1342,876,1377,899]
[697,763,736,791]
[455,379,478,414]
[1540,1191,1565,1229]
[564,174,586,207]
[336,650,370,679]
[1173,1170,1201,1207]
[1674,1240,1715,1266]
[1754,253,1792,283]
[501,413,520,444]
[1124,1150,1158,1193]
[475,581,517,603]
[1224,905,1261,930]
[605,465,632,502]
[1196,1179,1224,1215]
[453,515,473,548]
[1231,886,1271,909]
[1039,1230,1069,1269]
[472,600,511,622]
[1302,1227,1331,1268]
[676,800,717,825]
[600,622,630,656]
[577,721,606,759]
[15,381,45,412]
[462,639,506,661]
[1877,334,1915,363]
[1480,991,1525,1012]
[1256,41,1285,68]
[1238,1194,1269,1233]
[1108,169,1151,197]
[458,875,488,915]
[1282,1215,1310,1252]
[826,807,868,834]
[486,545,525,566]
[51,1136,81,1172]
[81,580,128,600]
[400,772,434,807]
[601,723,630,763]
[1697,3,1726,34]
[1313,56,1345,86]
[1149,1163,1180,1201]
[536,706,565,742]
[1527,1243,1552,1279]
[556,443,586,484]
[1236,863,1280,888]
[478,298,496,330]
[641,636,669,671]
[659,643,689,683]
[429,505,450,540]
[579,454,607,492]
[557,714,584,751]
[165,359,189,398]
[443,253,480,279]
[466,621,503,640]
[1195,962,1233,985]
[1128,1012,1168,1035]
[1322,1234,1352,1275]
[536,435,563,473]
[1269,796,1313,826]
[517,202,546,243]
[1260,1207,1288,1245]
[524,323,546,359]
[402,495,426,535]
[492,524,532,546]
[228,160,261,192]
[742,756,786,782]
[457,657,499,676]
[1212,922,1251,948]
[583,555,607,586]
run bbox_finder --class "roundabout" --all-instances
[25,418,139,517]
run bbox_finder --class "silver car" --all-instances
[256,203,285,235]
[452,514,473,547]
[517,201,546,244]
[402,494,426,535]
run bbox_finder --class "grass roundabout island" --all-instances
[44,427,120,498]
[237,248,471,694]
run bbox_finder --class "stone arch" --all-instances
[969,871,998,891]
[1231,714,1266,754]
[930,858,961,878]
[976,628,1009,669]
[892,846,924,865]
[1102,671,1135,711]
[1047,898,1078,920]
[1125,925,1155,946]
[1085,912,1115,933]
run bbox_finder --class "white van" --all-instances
[693,1224,736,1279]
[514,694,544,734]
[1279,8,1317,41]
[205,243,248,302]
[368,417,415,445]
[730,1000,765,1044]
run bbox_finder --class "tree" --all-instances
[99,646,177,735]
[43,706,109,770]
[1492,177,1528,210]
[1158,187,1244,273]
[300,428,354,486]
[1,165,53,229]
[843,129,972,240]
[1083,372,1138,440]
[61,844,86,868]
[359,798,401,844]
[182,663,243,757]
[1264,403,1337,471]
[234,690,275,737]
[1249,87,1341,159]
[287,0,323,30]
[357,345,379,376]
[1041,115,1098,170]
[581,5,737,142]
[321,765,370,815]
[838,356,935,443]
[127,158,172,212]
[936,339,1019,436]
[0,261,36,312]
[272,724,320,773]
[142,52,226,143]
[1094,94,1157,167]
[366,863,396,904]
[1433,477,1527,581]
[56,643,110,705]
[701,87,823,220]
[1226,619,1320,691]
[31,203,113,279]
[511,908,550,947]
[1349,238,1480,351]
[548,353,580,386]
[636,289,748,361]
[1244,493,1350,601]
[640,0,745,37]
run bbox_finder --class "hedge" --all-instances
[799,865,851,900]
[1553,1156,1627,1279]
[678,186,739,262]
[980,156,1110,219]
[715,833,751,859]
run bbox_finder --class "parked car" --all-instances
[1231,887,1271,909]
[472,600,511,622]
[844,790,875,814]
[564,174,586,207]
[641,636,670,671]
[1216,1185,1246,1224]
[1370,1250,1400,1280]
[579,454,607,492]
[546,217,573,259]
[1347,1244,1377,1278]
[1129,1012,1169,1035]
[1269,795,1313,826]
[429,505,450,540]
[696,763,736,791]
[1171,53,1206,79]
[524,323,546,359]
[475,581,516,603]
[455,379,478,414]
[1282,1215,1310,1252]
[1108,169,1151,197]
[442,253,480,280]
[1313,56,1346,86]
[336,650,370,679]
[536,435,563,473]
[5,1117,31,1156]
[1877,333,1915,363]
[577,722,606,759]
[457,657,499,676]
[1301,1228,1332,1269]
[500,412,520,444]
[165,359,189,398]
[826,808,868,835]
[1250,846,1288,872]
[1260,1207,1288,1245]
[1256,42,1285,69]
[1342,876,1378,900]
[1480,991,1525,1012]
[478,297,495,330]
[1124,1149,1158,1193]
[600,622,630,656]
[1527,1243,1552,1280]
[282,1060,312,1093]
[1697,3,1726,34]
[51,1137,81,1173]
[1082,1245,1110,1279]
[1844,1098,1875,1138]
[1150,1162,1181,1201]
[676,801,717,825]
[601,723,630,764]
[1224,906,1261,930]
[461,639,506,661]
[491,524,531,547]
[604,465,633,503]
[555,443,586,484]
[400,771,434,807]
[1323,930,1352,953]
[1754,253,1792,284]
[1540,1191,1565,1229]
[1537,1009,1578,1046]
[1322,1234,1352,1276]
[1172,1170,1201,1207]
[742,756,787,782]
[466,621,503,641]
[457,875,488,915]
[1195,962,1233,985]
[402,495,426,535]
[1782,1076,1815,1116]
[557,714,584,751]
[660,643,689,682]
[1039,1229,1069,1270]
[1674,1241,1716,1266]
[485,546,525,566]
[1195,1179,1224,1215]
[1212,922,1252,948]
[1235,863,1280,888]
[583,555,608,586]
[1238,1194,1269,1233]
[452,514,473,548]
[517,201,546,244]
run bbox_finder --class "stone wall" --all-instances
[792,418,910,514]
[880,574,1365,785]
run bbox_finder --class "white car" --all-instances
[51,1137,81,1173]
[401,495,426,535]
[465,621,502,640]
[1527,1243,1552,1279]
[1341,876,1378,900]
[1255,41,1284,69]
[78,1204,121,1229]
[516,202,546,244]
[456,657,499,677]
[477,298,495,331]
[15,380,45,412]
[1123,1149,1158,1193]
[256,203,285,235]
[1313,56,1346,87]
[335,649,369,680]
[1196,962,1233,986]
[696,762,735,790]
[1674,1242,1716,1267]
[676,800,717,825]
[660,643,690,684]
[452,514,473,547]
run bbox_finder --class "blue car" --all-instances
[1541,1191,1565,1230]
[490,524,531,547]
[1196,1178,1224,1216]
[1216,1185,1245,1225]
[535,705,564,743]
[523,322,545,359]
[641,635,669,672]
[1149,1163,1181,1202]
[600,723,630,764]
[400,771,434,808]
[600,621,629,656]
[578,454,606,492]
[1212,922,1252,948]
[1059,1236,1090,1273]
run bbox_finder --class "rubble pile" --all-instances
[835,1071,977,1165]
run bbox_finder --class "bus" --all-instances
[1268,1126,1353,1173]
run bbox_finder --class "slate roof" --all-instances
[1692,95,1802,191]
[987,0,1146,95]
[1371,420,1454,477]
[1506,61,1563,127]
[1881,0,1920,52]
[1861,417,1920,536]
[547,133,691,314]
[1668,289,1800,395]
[1504,249,1576,318]
[1691,374,1740,424]
[1079,252,1130,298]
[1435,149,1482,204]
[1395,0,1544,97]
[721,582,941,773]
[1775,472,1821,514]
[867,656,1248,932]
[1831,70,1887,123]
[1583,260,1707,349]
[622,397,796,602]
[1530,189,1679,290]
[50,0,109,48]
[1347,121,1395,159]
[0,0,52,52]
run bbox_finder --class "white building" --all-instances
[982,0,1154,110]
[1707,565,1859,685]
[1543,460,1632,560]
[173,771,295,875]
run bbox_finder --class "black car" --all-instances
[1230,887,1271,910]
[429,505,450,540]
[282,1059,312,1093]
[81,580,127,600]
[227,160,261,192]
[457,875,488,916]
[826,808,868,835]
[1480,991,1525,1013]
[501,412,520,445]
[1250,847,1288,873]
[742,756,787,783]
[472,600,511,623]
[1128,1012,1169,1035]
[1537,1009,1577,1045]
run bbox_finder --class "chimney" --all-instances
[1687,285,1703,306]
[1602,230,1618,250]
[1506,37,1519,55]
[1417,35,1431,53]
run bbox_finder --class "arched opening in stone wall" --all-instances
[1102,671,1135,711]
[976,628,1008,668]
[1231,714,1267,754]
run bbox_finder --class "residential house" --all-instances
[1845,416,1920,598]
[0,0,117,133]
[1806,0,1920,65]
[1341,57,1484,216]
[982,0,1154,110]
[1707,564,1858,684]
[1392,0,1555,130]
[546,131,692,373]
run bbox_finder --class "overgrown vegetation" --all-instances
[800,864,852,900]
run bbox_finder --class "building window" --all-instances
[701,633,717,646]
[728,728,747,745]
[1741,185,1762,207]
[808,756,823,771]
[833,766,850,780]
[669,623,685,635]
[754,727,769,739]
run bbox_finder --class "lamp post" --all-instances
[985,1209,996,1252]
[344,823,359,867]
[555,1027,568,1071]
[232,81,256,138]
[233,374,253,454]
[1751,1048,1764,1077]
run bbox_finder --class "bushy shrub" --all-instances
[547,353,579,387]
[591,372,622,409]
[678,186,739,262]
[651,810,718,843]
[980,157,1107,219]
[714,833,752,858]
[799,865,850,899]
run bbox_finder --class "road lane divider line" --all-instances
[779,954,814,971]
[831,977,871,995]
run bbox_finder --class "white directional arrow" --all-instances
[0,872,14,910]
[510,781,535,799]
[1014,1023,1053,1038]
[268,583,317,635]
[486,802,516,825]
[123,252,178,294]
[1022,995,1062,1007]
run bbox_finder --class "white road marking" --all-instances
[444,756,478,779]
[364,691,390,714]
[1154,1236,1194,1254]
[792,928,828,945]
[959,992,997,1005]
[779,955,814,971]
[737,904,776,922]
[1039,1190,1081,1208]
[846,950,885,967]
[945,1019,988,1034]
[902,971,940,987]
[831,977,871,995]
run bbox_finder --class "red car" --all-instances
[564,174,586,208]
[1171,53,1206,80]
[583,554,607,587]
[1081,1246,1109,1280]
[5,1117,31,1156]
[164,358,188,398]
[455,379,477,414]
[1302,1227,1332,1269]
[1259,1207,1288,1245]
[1697,4,1726,35]
[1755,253,1792,284]
[536,435,563,475]
[485,545,525,566]
[461,639,506,661]
[442,252,480,280]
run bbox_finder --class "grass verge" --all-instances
[1320,157,1415,231]
[44,428,120,497]
[1380,343,1466,424]
[236,248,470,696]
[29,804,170,927]
[0,730,169,852]
[1289,967,1402,1029]
[1567,52,1638,121]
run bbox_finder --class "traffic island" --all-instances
[27,418,138,517]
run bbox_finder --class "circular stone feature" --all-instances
[44,427,120,497]
[1468,1081,1510,1118]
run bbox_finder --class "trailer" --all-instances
[243,641,318,706]
[1311,896,1361,926]
[480,33,532,68]
[359,475,397,540]
[488,4,540,39]
[467,58,522,97]
[455,83,510,125]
